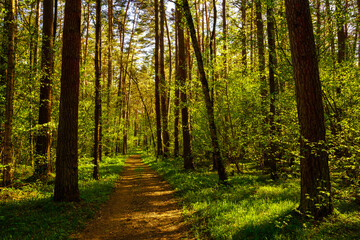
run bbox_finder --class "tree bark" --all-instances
[2,0,16,186]
[155,0,163,157]
[182,0,227,182]
[285,0,332,219]
[54,0,81,202]
[266,0,278,179]
[222,0,227,78]
[107,0,113,116]
[34,0,54,178]
[255,0,266,99]
[116,0,130,153]
[174,6,180,158]
[93,0,101,180]
[335,0,346,64]
[28,0,41,167]
[160,0,170,157]
[177,1,194,170]
[121,7,138,155]
[241,0,247,71]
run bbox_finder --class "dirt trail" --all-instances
[72,155,192,240]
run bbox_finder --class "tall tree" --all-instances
[335,0,346,65]
[255,0,266,99]
[182,0,227,182]
[116,0,130,153]
[265,0,278,179]
[2,0,16,186]
[160,0,170,157]
[241,0,247,71]
[155,0,163,157]
[222,0,227,78]
[174,6,180,158]
[119,6,138,155]
[285,0,332,219]
[177,1,194,170]
[28,0,41,166]
[34,0,54,178]
[93,0,101,180]
[107,0,113,115]
[54,0,81,202]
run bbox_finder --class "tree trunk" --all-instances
[2,0,16,186]
[336,0,346,65]
[34,0,54,178]
[285,0,332,219]
[174,6,180,158]
[28,0,41,167]
[222,0,227,78]
[107,0,113,116]
[325,0,335,61]
[93,0,101,180]
[115,0,130,153]
[178,1,194,170]
[266,0,278,179]
[122,7,138,155]
[358,0,360,66]
[160,0,169,157]
[255,0,266,99]
[209,0,217,169]
[53,0,58,43]
[82,1,90,68]
[241,0,247,71]
[155,0,163,157]
[182,0,227,182]
[54,0,81,202]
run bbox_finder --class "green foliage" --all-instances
[143,154,360,240]
[0,155,126,240]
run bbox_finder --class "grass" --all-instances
[0,155,127,240]
[142,154,360,240]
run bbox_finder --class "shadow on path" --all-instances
[72,155,192,240]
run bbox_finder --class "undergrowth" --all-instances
[142,154,360,240]
[0,155,127,240]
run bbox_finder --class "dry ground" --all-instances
[72,155,193,240]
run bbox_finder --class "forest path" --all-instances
[72,155,192,240]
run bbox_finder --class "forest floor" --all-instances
[71,155,193,240]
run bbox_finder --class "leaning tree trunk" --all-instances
[34,0,54,178]
[285,0,332,219]
[54,0,81,202]
[177,1,194,170]
[182,0,227,182]
[2,0,16,187]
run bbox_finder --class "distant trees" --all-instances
[0,0,358,218]
[54,0,81,202]
[285,0,332,219]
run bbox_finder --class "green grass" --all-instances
[0,155,127,240]
[142,154,360,240]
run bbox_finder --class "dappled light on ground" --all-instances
[72,155,192,240]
